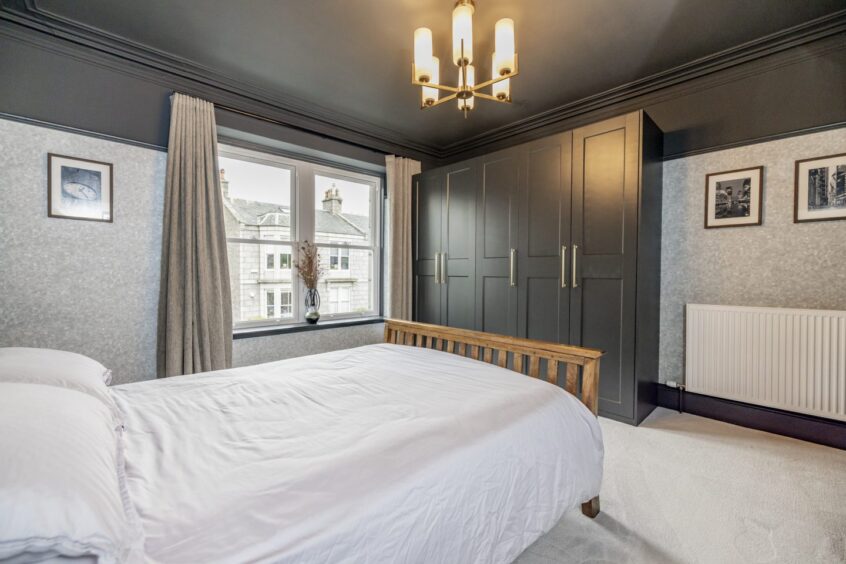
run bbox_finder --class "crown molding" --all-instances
[2,1,844,162]
[0,0,442,160]
[662,121,846,161]
[0,111,167,151]
[438,9,846,160]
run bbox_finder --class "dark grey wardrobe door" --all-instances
[413,171,443,325]
[570,113,640,422]
[443,165,476,330]
[517,133,572,343]
[475,150,520,336]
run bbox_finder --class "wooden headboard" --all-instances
[383,319,603,416]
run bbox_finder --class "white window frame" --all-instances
[220,144,381,330]
[311,166,381,321]
[221,144,297,329]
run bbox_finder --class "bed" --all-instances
[0,321,603,563]
[108,320,604,563]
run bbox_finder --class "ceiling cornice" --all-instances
[2,1,844,162]
[0,0,442,160]
[439,8,846,159]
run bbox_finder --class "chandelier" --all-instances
[412,0,517,117]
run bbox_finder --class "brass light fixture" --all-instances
[412,0,517,117]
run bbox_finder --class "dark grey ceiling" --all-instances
[34,0,845,149]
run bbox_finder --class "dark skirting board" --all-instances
[657,385,846,450]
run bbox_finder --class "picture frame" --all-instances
[793,152,846,223]
[48,153,113,223]
[704,166,763,229]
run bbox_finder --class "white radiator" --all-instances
[685,304,846,422]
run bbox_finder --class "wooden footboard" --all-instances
[385,320,604,518]
[383,320,603,416]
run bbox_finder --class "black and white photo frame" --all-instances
[704,166,763,229]
[48,153,113,223]
[794,153,846,223]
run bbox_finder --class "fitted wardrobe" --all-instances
[412,110,663,425]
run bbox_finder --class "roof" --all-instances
[223,197,368,237]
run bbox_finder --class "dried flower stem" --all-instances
[294,240,323,289]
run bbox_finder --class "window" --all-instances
[220,144,381,329]
[265,291,275,318]
[328,285,351,314]
[329,247,350,271]
[280,252,292,270]
[315,173,378,317]
[280,290,292,316]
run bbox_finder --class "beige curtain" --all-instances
[157,93,232,377]
[385,155,421,320]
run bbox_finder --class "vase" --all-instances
[304,288,321,324]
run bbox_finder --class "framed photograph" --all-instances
[48,154,113,223]
[704,166,763,229]
[794,153,846,223]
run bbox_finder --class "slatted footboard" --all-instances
[383,319,603,416]
[383,319,604,518]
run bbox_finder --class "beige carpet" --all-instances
[516,408,846,564]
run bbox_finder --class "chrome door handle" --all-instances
[434,252,440,284]
[509,248,517,287]
[572,244,579,288]
[440,252,447,284]
[561,245,567,288]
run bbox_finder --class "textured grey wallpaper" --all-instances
[0,119,383,384]
[0,119,166,384]
[233,323,385,368]
[659,127,846,384]
[4,118,843,385]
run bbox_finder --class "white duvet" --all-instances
[112,343,603,564]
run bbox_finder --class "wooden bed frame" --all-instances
[383,319,604,518]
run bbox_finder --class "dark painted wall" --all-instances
[651,40,846,159]
[0,26,390,168]
[442,34,846,163]
[0,30,172,149]
[1,21,844,165]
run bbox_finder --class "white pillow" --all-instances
[0,383,144,563]
[0,348,116,415]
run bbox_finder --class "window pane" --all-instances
[314,175,371,244]
[280,291,292,315]
[228,242,295,324]
[280,252,292,270]
[317,248,372,314]
[266,291,275,318]
[220,155,292,241]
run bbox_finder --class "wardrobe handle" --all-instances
[509,249,517,287]
[572,244,579,288]
[440,252,447,284]
[561,245,567,288]
[434,252,440,284]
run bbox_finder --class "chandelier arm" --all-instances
[472,69,519,92]
[472,91,510,103]
[412,80,461,93]
[421,92,459,109]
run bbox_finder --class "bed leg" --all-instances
[581,496,600,518]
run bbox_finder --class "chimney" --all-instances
[322,185,343,214]
[220,168,230,199]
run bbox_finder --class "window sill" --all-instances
[233,317,384,339]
